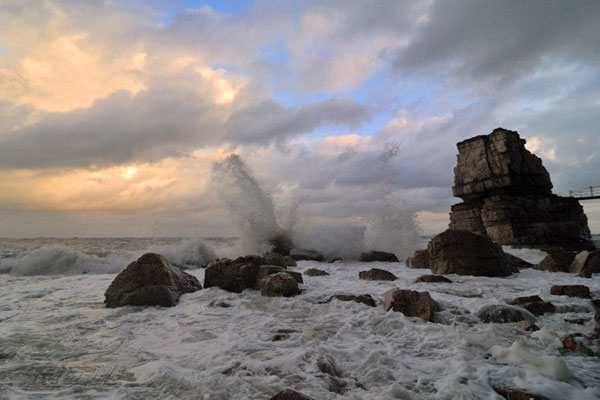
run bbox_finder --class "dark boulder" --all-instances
[415,275,452,283]
[492,386,549,400]
[105,253,202,308]
[269,389,312,400]
[535,248,575,272]
[260,273,301,297]
[477,304,536,323]
[256,265,303,287]
[405,249,430,269]
[550,285,590,298]
[504,252,533,272]
[427,230,512,277]
[383,289,439,322]
[508,295,544,306]
[359,251,399,262]
[204,256,263,293]
[325,294,376,307]
[305,268,329,277]
[359,268,398,281]
[522,301,555,316]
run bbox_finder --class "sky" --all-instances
[0,0,599,238]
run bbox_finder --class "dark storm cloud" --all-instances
[394,0,600,88]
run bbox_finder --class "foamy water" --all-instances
[0,239,599,399]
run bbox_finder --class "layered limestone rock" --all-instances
[449,128,594,251]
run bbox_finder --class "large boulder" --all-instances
[427,230,512,276]
[550,285,590,299]
[504,252,533,271]
[383,289,439,322]
[477,304,536,323]
[359,251,399,262]
[405,249,431,269]
[359,268,398,281]
[105,253,202,308]
[204,256,263,293]
[535,248,575,272]
[571,250,600,278]
[448,128,594,251]
[256,265,303,287]
[260,273,301,297]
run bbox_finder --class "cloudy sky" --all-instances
[0,0,599,237]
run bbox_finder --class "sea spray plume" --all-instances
[211,154,292,254]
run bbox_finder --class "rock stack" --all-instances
[449,128,594,251]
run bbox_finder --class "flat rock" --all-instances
[359,268,398,281]
[305,268,329,276]
[508,295,544,306]
[204,256,264,293]
[260,273,301,297]
[383,289,439,322]
[492,385,549,400]
[550,284,590,298]
[359,251,398,262]
[326,294,376,307]
[104,253,202,308]
[477,304,536,323]
[427,229,512,277]
[405,249,431,269]
[269,389,312,400]
[415,275,452,283]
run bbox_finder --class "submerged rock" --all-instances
[517,320,540,332]
[405,249,431,269]
[325,294,377,307]
[359,251,399,262]
[269,389,312,400]
[383,289,439,322]
[359,268,398,281]
[477,304,536,323]
[305,268,329,276]
[560,333,595,356]
[105,253,201,308]
[260,273,300,297]
[550,284,590,298]
[317,354,341,377]
[204,256,263,293]
[415,275,452,283]
[427,229,512,277]
[289,249,324,262]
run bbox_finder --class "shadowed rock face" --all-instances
[204,256,264,293]
[428,229,512,277]
[449,128,594,251]
[104,253,202,308]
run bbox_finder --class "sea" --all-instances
[1,236,599,399]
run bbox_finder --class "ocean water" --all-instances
[0,238,599,399]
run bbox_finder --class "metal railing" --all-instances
[569,186,600,200]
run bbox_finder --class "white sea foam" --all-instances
[1,251,599,399]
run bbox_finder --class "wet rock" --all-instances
[269,389,312,400]
[359,251,399,262]
[383,289,439,322]
[204,256,264,293]
[208,300,231,308]
[256,265,303,288]
[560,333,595,356]
[492,385,549,400]
[359,268,398,281]
[405,249,431,269]
[104,253,202,308]
[260,273,301,297]
[290,249,324,262]
[517,320,539,332]
[305,268,329,277]
[508,295,544,306]
[535,248,576,272]
[504,252,533,272]
[427,229,512,277]
[283,256,297,267]
[415,275,452,283]
[264,252,288,268]
[564,317,588,325]
[272,328,297,341]
[550,284,590,298]
[317,355,341,377]
[325,294,376,307]
[477,304,536,323]
[522,301,555,316]
[573,250,600,277]
[449,128,594,251]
